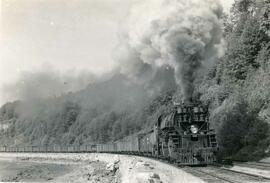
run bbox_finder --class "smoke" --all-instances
[115,0,224,101]
[1,68,97,103]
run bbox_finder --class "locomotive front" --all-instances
[154,101,218,165]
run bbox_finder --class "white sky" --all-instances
[222,0,235,12]
[0,0,234,105]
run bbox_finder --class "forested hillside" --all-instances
[0,0,270,161]
[198,0,270,160]
[0,72,176,146]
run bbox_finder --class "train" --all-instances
[96,101,218,165]
[0,101,218,166]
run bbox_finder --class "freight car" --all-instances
[0,145,97,153]
[114,135,140,154]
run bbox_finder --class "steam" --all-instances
[116,0,224,101]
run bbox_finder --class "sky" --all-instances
[0,0,234,105]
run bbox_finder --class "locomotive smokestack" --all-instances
[183,97,193,105]
[181,97,193,105]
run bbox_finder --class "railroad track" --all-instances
[184,166,270,183]
[147,157,270,183]
[244,162,270,169]
[183,167,237,183]
[141,158,234,183]
[219,167,270,182]
[230,161,270,171]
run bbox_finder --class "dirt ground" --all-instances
[0,154,120,183]
[0,160,74,182]
[0,153,204,183]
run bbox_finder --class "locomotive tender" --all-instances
[0,101,218,165]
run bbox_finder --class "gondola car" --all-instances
[97,143,117,153]
[138,131,156,156]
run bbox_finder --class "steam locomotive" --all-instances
[154,101,218,165]
[0,101,218,166]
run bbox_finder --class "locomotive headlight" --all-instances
[190,125,199,134]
